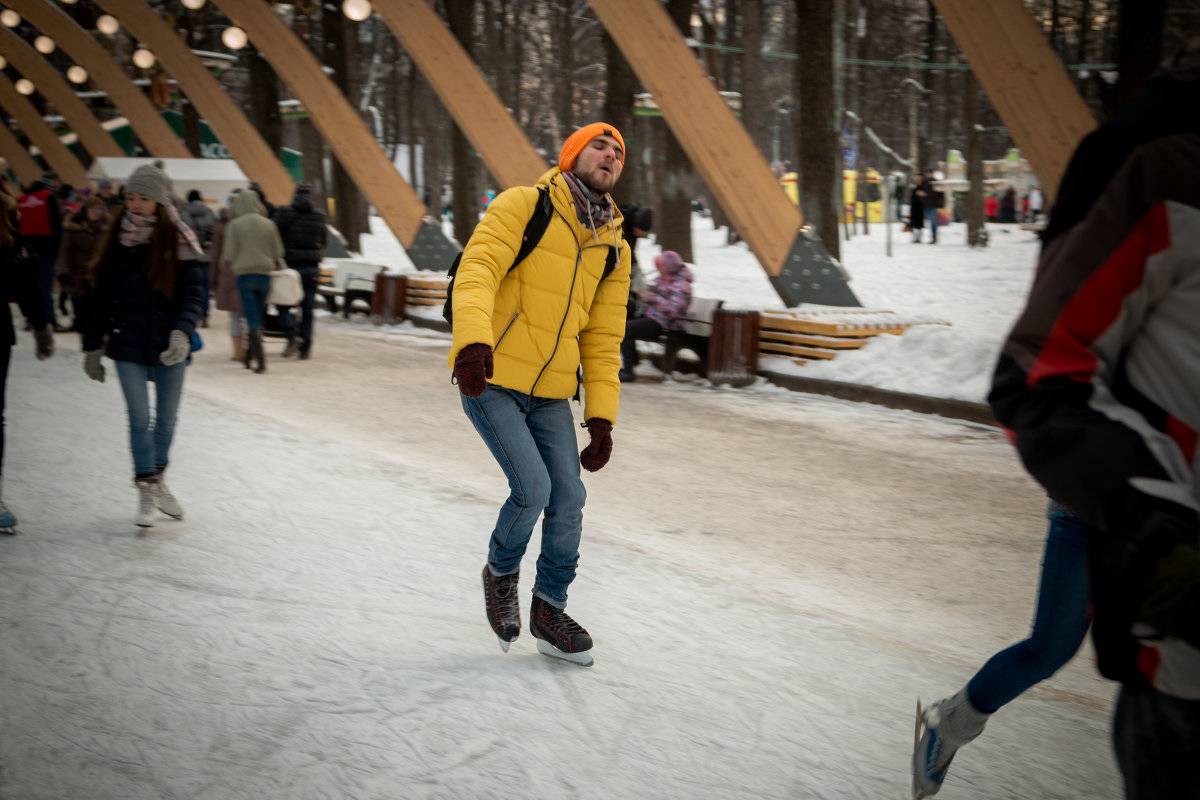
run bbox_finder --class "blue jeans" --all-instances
[966,503,1092,713]
[276,266,319,352]
[1114,686,1200,799]
[924,207,939,242]
[33,251,57,324]
[236,273,271,331]
[114,360,188,477]
[461,386,586,608]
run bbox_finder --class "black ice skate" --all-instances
[530,596,593,667]
[482,565,521,651]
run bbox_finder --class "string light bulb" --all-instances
[96,15,119,35]
[34,36,56,55]
[132,48,156,69]
[0,10,20,27]
[342,0,371,21]
[15,78,35,96]
[0,56,6,70]
[181,0,207,8]
[221,26,247,50]
[67,65,88,84]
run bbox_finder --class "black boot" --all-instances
[530,595,592,655]
[250,330,266,374]
[482,565,521,650]
[242,331,254,369]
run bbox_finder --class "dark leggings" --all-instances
[0,344,10,475]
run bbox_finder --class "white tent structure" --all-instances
[85,157,251,208]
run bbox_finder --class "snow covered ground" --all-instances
[2,208,1124,798]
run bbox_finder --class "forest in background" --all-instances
[22,0,1200,260]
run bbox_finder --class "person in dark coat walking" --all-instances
[81,164,205,530]
[55,197,107,334]
[273,182,326,359]
[0,174,54,534]
[909,175,930,242]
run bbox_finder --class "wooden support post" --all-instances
[8,0,190,159]
[374,0,547,189]
[209,0,457,270]
[0,76,89,187]
[0,26,124,159]
[589,0,858,307]
[96,0,295,207]
[0,121,42,186]
[589,0,798,276]
[931,0,1096,202]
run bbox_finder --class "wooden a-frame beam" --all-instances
[931,0,1096,202]
[372,0,546,189]
[8,0,189,159]
[0,120,43,186]
[209,0,455,268]
[95,0,295,207]
[0,26,124,159]
[0,76,89,187]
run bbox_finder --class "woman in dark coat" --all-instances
[81,164,205,530]
[0,174,54,534]
[56,196,107,334]
[909,176,929,242]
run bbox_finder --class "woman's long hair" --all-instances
[0,176,20,250]
[88,204,180,298]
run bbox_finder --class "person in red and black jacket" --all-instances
[17,171,64,331]
[989,39,1200,798]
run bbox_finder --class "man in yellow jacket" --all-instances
[449,123,631,667]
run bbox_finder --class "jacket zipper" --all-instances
[528,201,583,398]
[494,311,520,351]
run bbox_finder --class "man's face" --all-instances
[572,135,623,194]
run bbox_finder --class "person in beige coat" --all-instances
[209,198,245,362]
[221,190,282,373]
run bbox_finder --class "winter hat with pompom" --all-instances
[124,164,171,207]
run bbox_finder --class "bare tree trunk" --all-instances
[964,71,985,247]
[740,0,768,159]
[602,30,638,206]
[445,0,479,248]
[321,6,367,250]
[247,45,283,156]
[1110,0,1164,115]
[794,0,840,260]
[656,0,696,262]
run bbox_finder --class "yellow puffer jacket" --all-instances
[448,168,631,423]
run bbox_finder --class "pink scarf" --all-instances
[118,203,203,261]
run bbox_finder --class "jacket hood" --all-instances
[231,190,264,218]
[291,193,314,214]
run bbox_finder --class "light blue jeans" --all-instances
[461,386,586,608]
[114,360,188,477]
[966,502,1092,713]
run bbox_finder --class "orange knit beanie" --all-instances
[558,123,626,172]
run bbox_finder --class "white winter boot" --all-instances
[154,465,183,520]
[134,475,160,528]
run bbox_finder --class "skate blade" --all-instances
[498,638,511,653]
[912,699,926,800]
[536,638,593,667]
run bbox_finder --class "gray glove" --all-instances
[33,325,54,360]
[83,350,105,383]
[159,329,190,366]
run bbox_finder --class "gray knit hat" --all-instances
[125,163,171,207]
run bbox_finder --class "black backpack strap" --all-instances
[512,186,551,269]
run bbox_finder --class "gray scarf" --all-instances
[562,171,615,232]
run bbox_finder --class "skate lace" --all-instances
[487,573,520,620]
[540,604,585,636]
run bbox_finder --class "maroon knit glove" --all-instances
[453,343,493,398]
[579,418,613,472]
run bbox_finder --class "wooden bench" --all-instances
[757,309,949,364]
